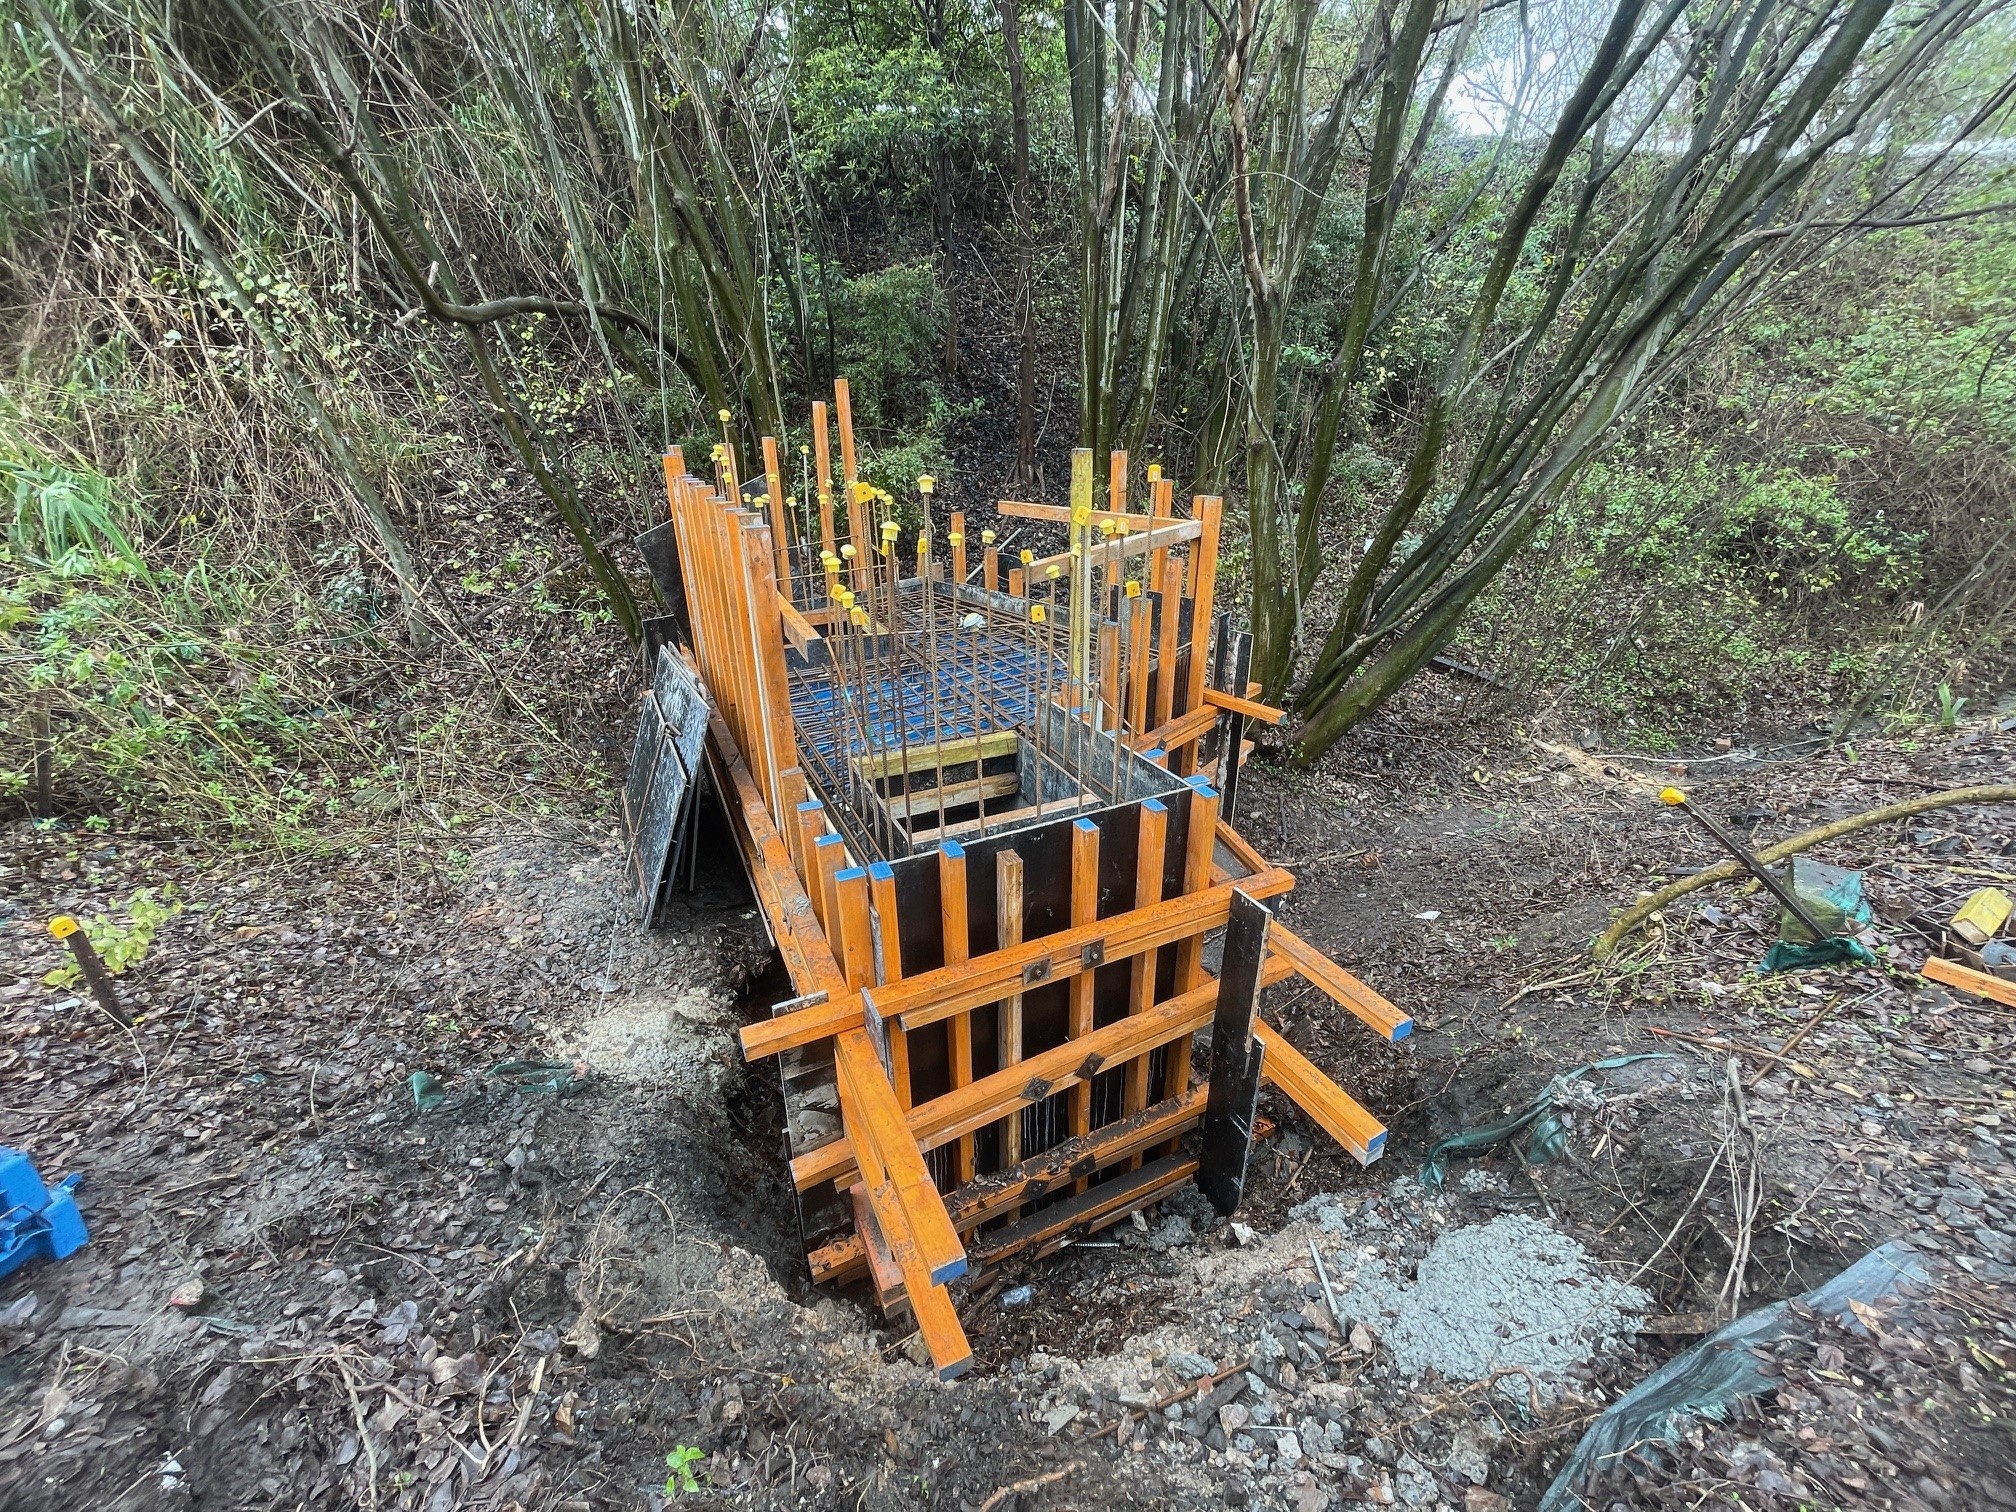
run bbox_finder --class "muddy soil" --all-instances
[2,695,2011,1511]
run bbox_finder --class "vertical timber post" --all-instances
[995,848,1025,1177]
[939,842,975,1183]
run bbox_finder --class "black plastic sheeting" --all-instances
[1538,1240,1933,1510]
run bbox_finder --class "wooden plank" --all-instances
[762,434,791,602]
[849,1181,909,1314]
[1126,595,1152,736]
[808,1090,1213,1284]
[740,517,795,818]
[972,1153,1198,1265]
[836,378,866,595]
[855,729,1019,782]
[808,1101,1285,1286]
[939,843,975,1184]
[814,831,848,952]
[877,868,1296,1032]
[792,953,1297,1192]
[832,1027,965,1285]
[1154,545,1181,729]
[1125,798,1168,1168]
[702,703,848,1007]
[909,793,1093,844]
[778,768,808,877]
[853,1168,970,1378]
[1172,496,1223,776]
[955,1087,1203,1230]
[1147,472,1174,624]
[833,868,876,989]
[890,772,1020,825]
[812,399,835,561]
[868,861,910,1108]
[996,848,1025,1171]
[1199,890,1271,1215]
[796,801,830,932]
[1164,785,1223,1106]
[1269,923,1414,1041]
[1922,955,2016,1008]
[1068,817,1101,1170]
[778,593,819,653]
[1254,1021,1387,1164]
[1026,517,1203,578]
[1130,703,1218,754]
[1203,686,1287,725]
[998,500,1162,529]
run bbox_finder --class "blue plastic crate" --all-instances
[0,1146,87,1280]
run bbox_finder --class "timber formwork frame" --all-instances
[651,381,1411,1379]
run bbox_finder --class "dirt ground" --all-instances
[2,690,2011,1511]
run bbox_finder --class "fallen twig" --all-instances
[980,1460,1083,1511]
[1595,784,2016,955]
[1743,996,1850,1089]
[1645,1026,1777,1059]
[1088,1358,1254,1440]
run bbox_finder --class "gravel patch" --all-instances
[1328,1213,1647,1386]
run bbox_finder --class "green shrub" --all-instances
[831,261,945,435]
[3,442,140,566]
[1712,469,1918,603]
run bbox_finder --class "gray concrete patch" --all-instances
[1325,1213,1647,1388]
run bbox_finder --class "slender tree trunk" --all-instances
[1001,0,1037,484]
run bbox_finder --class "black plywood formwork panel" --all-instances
[622,647,712,926]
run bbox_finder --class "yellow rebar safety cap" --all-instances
[1659,787,1687,806]
[49,916,79,940]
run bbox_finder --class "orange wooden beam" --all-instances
[793,954,1297,1193]
[1923,955,2016,1008]
[1254,1021,1387,1164]
[1268,924,1413,1041]
[875,868,1295,1032]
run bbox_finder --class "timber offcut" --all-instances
[623,379,1409,1379]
